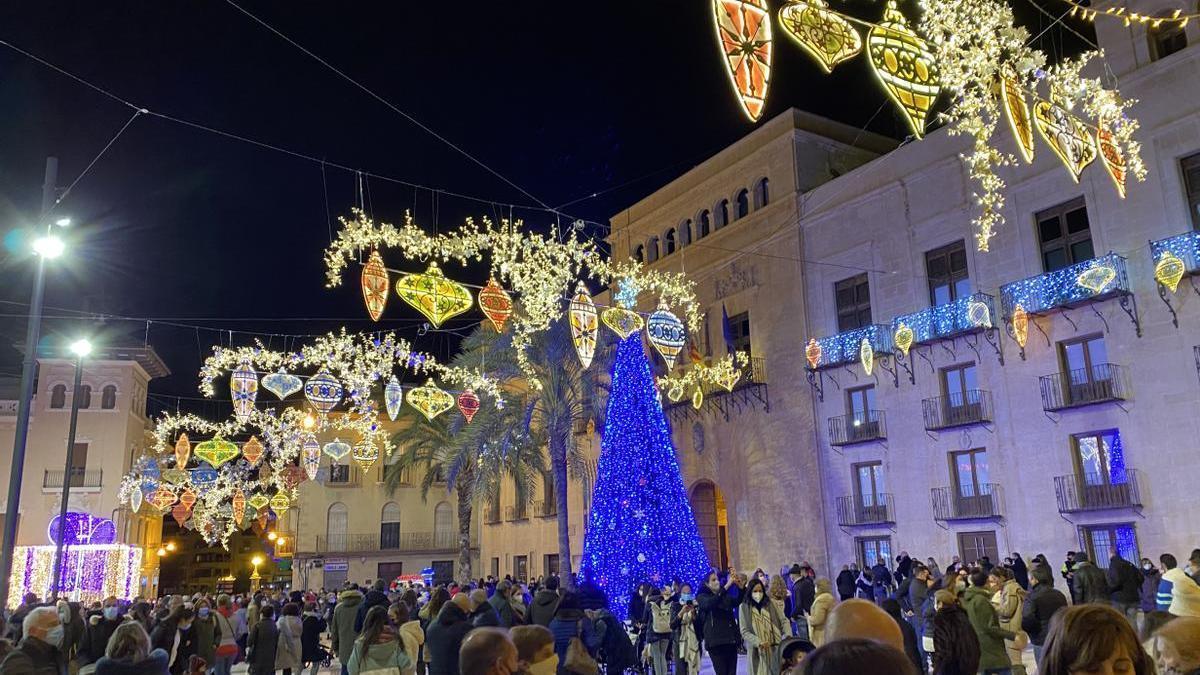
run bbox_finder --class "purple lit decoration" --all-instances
[48,512,117,546]
[7,545,142,609]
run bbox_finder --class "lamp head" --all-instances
[55,218,72,227]
[69,339,92,358]
[32,235,65,259]
[251,555,264,566]
[267,531,277,541]
[165,541,177,552]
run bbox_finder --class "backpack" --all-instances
[650,601,673,635]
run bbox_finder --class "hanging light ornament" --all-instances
[713,0,773,121]
[174,434,191,468]
[859,338,875,376]
[230,361,258,423]
[190,466,218,494]
[1076,264,1117,294]
[893,324,914,358]
[232,489,246,524]
[1097,119,1127,198]
[692,387,704,410]
[457,389,481,423]
[352,440,379,472]
[1000,69,1035,163]
[304,369,343,415]
[269,493,291,518]
[715,369,741,392]
[568,283,598,369]
[667,381,685,403]
[194,438,240,469]
[867,1,940,139]
[302,435,322,481]
[247,493,270,512]
[394,262,473,328]
[323,438,351,461]
[179,488,197,509]
[1012,305,1029,348]
[1034,99,1098,182]
[262,369,303,400]
[967,299,993,328]
[241,436,264,466]
[149,488,177,512]
[1155,251,1186,292]
[805,338,822,369]
[477,277,514,332]
[129,486,143,513]
[361,249,390,321]
[646,306,687,369]
[408,380,455,421]
[602,307,644,339]
[778,0,862,73]
[161,468,188,485]
[384,375,403,421]
[171,503,190,527]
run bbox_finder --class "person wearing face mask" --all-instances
[670,583,700,675]
[510,626,558,675]
[1140,559,1162,620]
[740,578,790,675]
[0,607,65,675]
[1157,553,1200,618]
[150,607,196,675]
[81,597,126,665]
[210,596,238,675]
[643,586,674,675]
[698,570,743,675]
[191,600,220,672]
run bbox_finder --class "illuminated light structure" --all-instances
[568,284,599,369]
[477,278,514,332]
[1150,231,1200,292]
[323,438,351,461]
[1057,0,1196,27]
[171,504,189,527]
[602,307,644,339]
[859,338,875,375]
[247,493,270,512]
[1011,305,1030,349]
[646,306,687,368]
[174,434,191,468]
[1033,99,1098,182]
[713,0,773,121]
[807,324,894,370]
[190,466,218,494]
[261,369,302,400]
[194,438,239,469]
[384,376,404,421]
[891,292,998,349]
[241,437,264,466]
[361,249,390,321]
[579,336,710,621]
[232,490,247,524]
[1097,120,1127,198]
[269,493,290,518]
[805,338,822,369]
[352,440,379,472]
[457,389,480,423]
[1000,70,1035,163]
[304,370,344,416]
[394,262,473,328]
[893,324,914,358]
[230,362,258,423]
[129,487,143,514]
[867,1,940,139]
[407,380,455,420]
[1076,263,1117,294]
[11,514,140,608]
[778,0,862,74]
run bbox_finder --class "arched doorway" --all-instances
[690,481,730,571]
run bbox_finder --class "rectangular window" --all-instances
[1036,197,1093,272]
[728,312,751,354]
[957,531,999,566]
[941,363,978,402]
[544,554,560,577]
[846,385,875,418]
[834,274,872,332]
[514,555,529,583]
[1081,523,1139,569]
[328,463,351,484]
[1072,430,1127,486]
[950,449,990,498]
[380,522,400,550]
[377,562,403,582]
[925,240,970,306]
[1183,152,1200,229]
[491,557,500,578]
[1059,335,1113,403]
[69,443,89,486]
[856,536,892,569]
[852,462,887,525]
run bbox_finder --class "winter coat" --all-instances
[347,635,414,675]
[301,614,327,664]
[488,593,518,628]
[275,615,303,671]
[93,649,171,675]
[330,590,364,666]
[528,590,560,627]
[1020,583,1067,647]
[470,602,500,628]
[1011,556,1030,590]
[396,620,424,668]
[906,578,929,616]
[1140,567,1162,612]
[807,592,835,647]
[871,564,893,591]
[149,621,195,675]
[994,580,1025,632]
[696,586,741,648]
[548,610,599,675]
[192,614,219,665]
[835,570,857,600]
[790,577,814,619]
[425,603,474,675]
[0,637,63,675]
[1106,557,1143,604]
[356,589,391,633]
[1157,567,1200,617]
[1073,561,1108,605]
[960,586,1014,670]
[595,608,637,675]
[245,619,279,675]
[643,596,673,644]
[739,600,788,675]
[81,614,126,664]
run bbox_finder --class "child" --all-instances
[778,637,815,675]
[510,625,557,675]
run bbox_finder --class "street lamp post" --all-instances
[250,555,264,592]
[50,338,91,600]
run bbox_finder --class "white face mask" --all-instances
[751,591,764,602]
[44,625,65,648]
[708,581,720,591]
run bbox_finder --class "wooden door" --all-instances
[690,482,721,568]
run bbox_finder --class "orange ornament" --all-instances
[361,249,390,321]
[477,278,514,332]
[242,436,264,466]
[714,0,773,121]
[174,433,191,468]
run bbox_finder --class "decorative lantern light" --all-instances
[394,262,473,328]
[692,387,704,410]
[602,308,644,340]
[859,338,874,376]
[1034,98,1098,182]
[149,488,177,512]
[129,486,143,513]
[304,369,343,415]
[716,368,741,392]
[893,323,914,358]
[1155,251,1186,292]
[967,300,993,328]
[1076,264,1116,294]
[867,1,940,139]
[805,338,822,369]
[646,306,687,369]
[190,466,218,494]
[179,488,197,509]
[269,493,291,518]
[778,0,862,73]
[302,435,321,481]
[323,438,351,461]
[247,493,270,512]
[230,361,258,423]
[352,440,379,472]
[232,490,246,524]
[568,283,598,369]
[1097,121,1127,198]
[241,436,264,466]
[262,369,303,400]
[171,503,190,527]
[385,375,403,421]
[1000,69,1035,164]
[174,433,191,468]
[194,438,240,469]
[361,249,390,321]
[1012,304,1029,348]
[160,469,188,485]
[477,277,514,331]
[713,0,773,121]
[457,389,481,423]
[407,380,455,421]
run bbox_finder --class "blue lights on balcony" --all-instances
[1150,230,1200,278]
[810,324,893,369]
[892,292,996,347]
[999,253,1132,319]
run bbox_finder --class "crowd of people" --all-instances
[1,546,1198,675]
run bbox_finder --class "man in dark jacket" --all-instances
[469,589,500,627]
[961,571,1015,674]
[788,564,815,620]
[1106,552,1143,623]
[895,552,913,584]
[245,604,278,675]
[1139,558,1162,614]
[1010,553,1030,590]
[80,597,126,665]
[0,607,64,675]
[836,565,857,601]
[870,561,893,605]
[426,594,475,675]
[528,576,560,627]
[1021,564,1067,664]
[1072,552,1108,605]
[354,579,390,632]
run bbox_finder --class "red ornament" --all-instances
[477,278,514,332]
[171,503,190,527]
[361,249,390,321]
[457,389,481,423]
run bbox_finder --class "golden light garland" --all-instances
[1060,1,1195,27]
[714,0,774,121]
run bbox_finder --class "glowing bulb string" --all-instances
[1056,0,1196,27]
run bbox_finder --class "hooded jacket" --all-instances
[1140,567,1162,612]
[425,602,474,675]
[807,582,836,647]
[356,588,391,633]
[1157,567,1200,617]
[330,590,364,666]
[347,633,414,675]
[396,620,424,668]
[94,649,171,675]
[528,590,560,627]
[960,585,1014,670]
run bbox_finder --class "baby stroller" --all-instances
[312,642,333,673]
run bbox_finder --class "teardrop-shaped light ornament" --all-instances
[269,492,291,518]
[1034,98,1098,182]
[323,438,351,461]
[262,369,303,400]
[129,486,143,513]
[394,262,474,328]
[302,435,321,481]
[1000,68,1035,164]
[361,249,390,321]
[232,489,246,524]
[1097,119,1127,198]
[713,0,773,121]
[867,1,940,139]
[568,283,598,369]
[1155,251,1186,293]
[179,488,197,509]
[646,305,687,369]
[230,361,258,423]
[967,299,993,329]
[457,389,481,423]
[477,277,514,332]
[859,338,875,376]
[352,440,379,472]
[385,375,403,421]
[692,387,704,410]
[241,436,264,466]
[778,0,862,73]
[304,369,343,415]
[893,323,914,358]
[174,434,191,468]
[805,338,822,369]
[171,503,190,528]
[1012,304,1029,348]
[408,380,455,421]
[602,307,645,340]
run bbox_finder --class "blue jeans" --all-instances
[907,615,926,668]
[210,655,234,675]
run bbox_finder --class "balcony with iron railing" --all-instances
[1054,470,1143,513]
[931,484,1003,520]
[505,505,528,522]
[1039,363,1131,411]
[1000,252,1133,319]
[835,494,895,526]
[893,293,998,347]
[43,468,102,490]
[808,325,893,370]
[307,531,475,555]
[532,500,557,518]
[922,390,993,430]
[1150,229,1200,286]
[828,410,886,446]
[484,505,502,525]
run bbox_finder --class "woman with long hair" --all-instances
[931,591,980,675]
[698,571,743,675]
[767,575,790,624]
[348,605,413,675]
[96,622,170,675]
[740,577,788,675]
[1038,604,1154,675]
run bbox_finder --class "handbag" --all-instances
[564,620,599,675]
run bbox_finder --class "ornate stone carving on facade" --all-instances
[714,263,759,299]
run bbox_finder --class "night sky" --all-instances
[0,1,1090,410]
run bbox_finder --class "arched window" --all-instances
[633,245,645,263]
[735,189,750,219]
[647,237,660,262]
[101,385,117,410]
[1149,13,1188,60]
[434,502,454,548]
[664,228,677,255]
[753,177,770,209]
[680,220,692,246]
[50,384,66,409]
[380,502,401,549]
[78,385,92,409]
[715,200,730,229]
[326,503,348,550]
[698,211,712,238]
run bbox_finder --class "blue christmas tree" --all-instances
[580,335,710,620]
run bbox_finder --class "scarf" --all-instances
[676,610,700,675]
[750,603,782,649]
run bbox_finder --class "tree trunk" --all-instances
[456,481,474,583]
[550,431,574,589]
